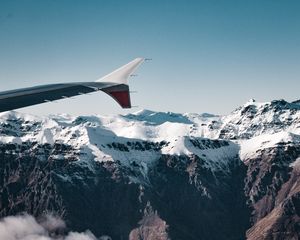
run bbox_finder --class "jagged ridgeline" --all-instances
[0,99,300,240]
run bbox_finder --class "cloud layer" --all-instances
[0,214,99,240]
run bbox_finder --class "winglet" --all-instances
[98,58,144,108]
[97,58,144,85]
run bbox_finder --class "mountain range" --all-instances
[0,99,300,240]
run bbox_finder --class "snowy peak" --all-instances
[220,99,300,140]
[233,99,300,118]
[125,109,193,125]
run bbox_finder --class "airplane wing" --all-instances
[0,58,144,113]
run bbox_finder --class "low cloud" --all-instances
[0,214,99,240]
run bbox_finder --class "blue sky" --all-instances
[0,0,300,115]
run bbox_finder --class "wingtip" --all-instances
[96,57,145,85]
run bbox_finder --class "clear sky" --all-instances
[0,0,300,116]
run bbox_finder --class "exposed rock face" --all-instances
[146,155,249,240]
[0,143,65,217]
[0,99,300,239]
[244,144,300,240]
[0,143,248,240]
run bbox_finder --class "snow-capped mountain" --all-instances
[0,99,300,239]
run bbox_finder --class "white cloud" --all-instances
[0,214,99,240]
[65,231,97,240]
